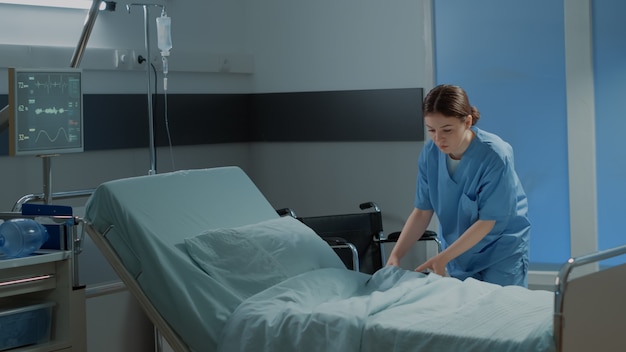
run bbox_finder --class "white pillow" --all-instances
[185,216,345,300]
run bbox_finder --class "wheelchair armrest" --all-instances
[359,201,381,212]
[385,230,437,242]
[421,230,438,240]
[385,231,400,241]
[321,237,360,272]
[322,237,349,246]
[276,208,297,218]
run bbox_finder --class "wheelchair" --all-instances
[277,202,441,274]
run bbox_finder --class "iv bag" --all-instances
[157,15,172,56]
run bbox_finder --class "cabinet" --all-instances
[0,214,86,352]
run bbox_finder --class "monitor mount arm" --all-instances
[1,0,103,135]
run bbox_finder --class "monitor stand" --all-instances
[38,154,60,205]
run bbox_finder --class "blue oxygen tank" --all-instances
[0,219,49,258]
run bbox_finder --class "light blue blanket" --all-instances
[217,266,556,352]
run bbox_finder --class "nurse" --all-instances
[386,84,530,287]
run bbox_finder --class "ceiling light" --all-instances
[0,0,114,11]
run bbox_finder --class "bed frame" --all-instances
[83,221,190,352]
[81,168,626,352]
[554,245,626,352]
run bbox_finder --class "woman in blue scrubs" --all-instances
[387,84,530,287]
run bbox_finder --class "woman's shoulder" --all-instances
[472,127,514,159]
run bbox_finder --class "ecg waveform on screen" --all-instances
[20,76,74,94]
[20,127,78,144]
[34,79,70,93]
[18,74,80,97]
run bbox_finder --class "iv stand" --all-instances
[127,3,165,175]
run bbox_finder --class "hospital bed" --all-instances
[81,166,626,352]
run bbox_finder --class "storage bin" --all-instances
[0,301,55,351]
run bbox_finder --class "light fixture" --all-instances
[0,0,116,11]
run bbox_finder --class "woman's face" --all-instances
[424,112,472,158]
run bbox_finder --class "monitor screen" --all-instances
[8,68,84,156]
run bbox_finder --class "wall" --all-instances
[592,0,626,265]
[433,0,571,265]
[0,0,256,213]
[245,0,433,232]
[0,0,431,232]
[0,0,433,350]
[433,0,626,273]
[432,0,599,268]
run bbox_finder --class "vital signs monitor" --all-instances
[8,68,84,156]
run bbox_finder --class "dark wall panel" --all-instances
[250,88,423,142]
[83,94,150,150]
[84,93,251,151]
[153,94,252,146]
[0,88,423,155]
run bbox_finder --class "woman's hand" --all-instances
[386,255,401,267]
[386,208,434,269]
[416,220,495,276]
[415,254,448,276]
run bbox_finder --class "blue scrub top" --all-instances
[414,126,530,281]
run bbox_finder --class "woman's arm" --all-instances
[386,208,434,267]
[415,219,495,275]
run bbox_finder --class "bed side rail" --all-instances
[12,189,96,212]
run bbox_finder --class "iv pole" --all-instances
[127,3,164,175]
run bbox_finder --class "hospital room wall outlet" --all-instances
[114,49,143,70]
[148,52,251,73]
[218,55,232,73]
[0,44,253,73]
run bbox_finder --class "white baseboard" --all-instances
[529,270,558,291]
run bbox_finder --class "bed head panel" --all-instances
[84,166,280,351]
[85,166,279,241]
